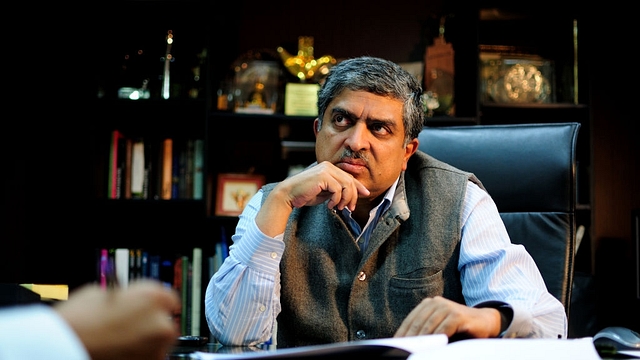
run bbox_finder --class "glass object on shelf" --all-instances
[480,51,555,104]
[230,49,283,114]
[216,81,233,111]
[422,91,440,117]
[424,16,455,116]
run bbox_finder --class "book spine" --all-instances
[115,133,127,199]
[173,256,186,335]
[177,139,186,199]
[108,130,124,199]
[176,255,191,335]
[161,138,173,200]
[99,248,108,289]
[190,247,202,336]
[115,248,130,288]
[141,250,149,278]
[124,137,133,199]
[184,139,194,199]
[131,138,145,198]
[193,139,204,200]
[149,254,161,280]
[186,258,192,335]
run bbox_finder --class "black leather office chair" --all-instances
[417,122,580,320]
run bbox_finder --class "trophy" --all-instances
[277,36,336,83]
[277,36,336,116]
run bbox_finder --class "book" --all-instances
[99,248,109,288]
[115,132,127,199]
[173,255,188,335]
[161,138,173,200]
[184,139,195,199]
[192,335,601,360]
[129,248,142,280]
[141,250,150,278]
[193,139,205,200]
[149,254,161,280]
[107,129,125,199]
[172,139,181,199]
[115,248,130,288]
[124,137,133,199]
[131,137,145,199]
[186,257,193,334]
[183,255,192,335]
[143,137,157,200]
[191,247,203,336]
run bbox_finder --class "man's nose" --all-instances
[343,123,369,151]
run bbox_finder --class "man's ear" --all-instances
[313,118,321,135]
[402,138,420,170]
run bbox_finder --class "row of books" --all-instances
[96,242,229,337]
[107,129,205,200]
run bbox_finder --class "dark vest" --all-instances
[261,151,484,347]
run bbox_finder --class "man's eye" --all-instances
[371,123,390,135]
[333,115,349,127]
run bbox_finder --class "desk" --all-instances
[166,341,636,360]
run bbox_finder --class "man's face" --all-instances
[314,89,418,200]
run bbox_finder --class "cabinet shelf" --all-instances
[481,103,587,110]
[209,111,315,122]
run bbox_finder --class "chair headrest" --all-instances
[417,122,580,212]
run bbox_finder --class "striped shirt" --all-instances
[205,180,567,345]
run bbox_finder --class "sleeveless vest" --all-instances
[261,151,485,347]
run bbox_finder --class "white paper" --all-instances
[620,349,640,357]
[408,337,600,360]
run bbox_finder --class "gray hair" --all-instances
[316,56,424,143]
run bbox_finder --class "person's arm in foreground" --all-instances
[394,181,567,339]
[0,280,181,360]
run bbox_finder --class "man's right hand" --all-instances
[255,161,369,237]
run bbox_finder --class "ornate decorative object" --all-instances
[277,36,336,83]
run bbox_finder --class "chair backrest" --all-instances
[417,122,580,319]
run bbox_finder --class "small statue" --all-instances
[246,80,268,109]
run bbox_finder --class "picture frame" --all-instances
[215,173,266,216]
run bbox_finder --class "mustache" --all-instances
[339,148,368,163]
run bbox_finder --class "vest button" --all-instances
[357,271,366,281]
[356,330,366,339]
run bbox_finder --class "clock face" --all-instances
[484,59,552,104]
[502,63,551,103]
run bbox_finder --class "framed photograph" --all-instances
[215,173,266,216]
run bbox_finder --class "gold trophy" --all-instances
[277,36,336,83]
[277,36,336,116]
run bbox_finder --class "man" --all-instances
[205,56,567,348]
[0,280,181,360]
